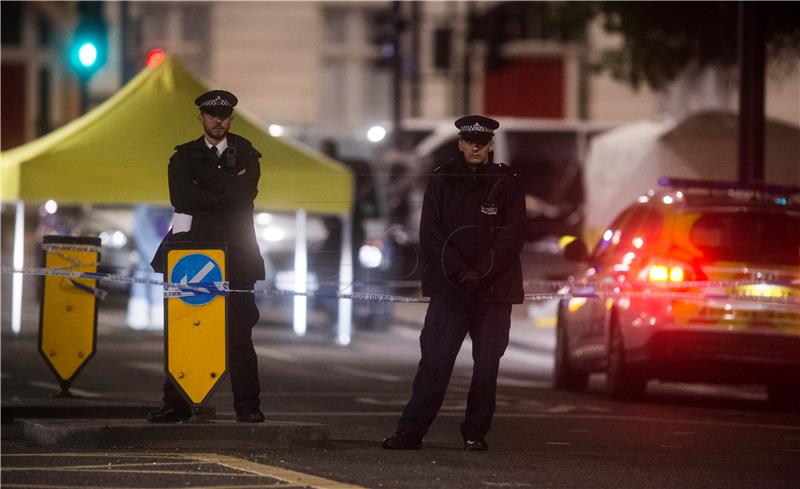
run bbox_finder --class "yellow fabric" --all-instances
[0,56,352,215]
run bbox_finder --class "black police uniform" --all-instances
[150,90,266,421]
[391,117,526,447]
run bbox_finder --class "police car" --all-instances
[554,178,800,407]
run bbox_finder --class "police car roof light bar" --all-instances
[658,177,800,196]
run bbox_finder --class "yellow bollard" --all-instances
[39,236,101,397]
[165,244,228,415]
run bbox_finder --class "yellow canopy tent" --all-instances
[0,55,352,215]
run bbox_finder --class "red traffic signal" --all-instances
[146,48,166,67]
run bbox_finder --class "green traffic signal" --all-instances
[77,42,98,68]
[69,1,107,80]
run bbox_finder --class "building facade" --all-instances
[3,1,798,152]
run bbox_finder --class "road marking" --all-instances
[331,365,404,383]
[27,381,101,398]
[584,406,612,413]
[354,397,407,406]
[501,346,553,369]
[496,376,551,388]
[122,361,163,375]
[2,452,366,489]
[547,404,576,413]
[254,345,297,362]
[1,467,262,477]
[0,485,299,489]
[188,453,367,489]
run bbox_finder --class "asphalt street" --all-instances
[2,298,799,489]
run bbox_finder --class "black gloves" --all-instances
[454,268,483,293]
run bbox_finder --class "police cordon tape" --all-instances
[3,265,800,306]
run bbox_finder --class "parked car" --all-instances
[554,178,800,407]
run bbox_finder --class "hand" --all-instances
[236,168,247,176]
[455,268,482,293]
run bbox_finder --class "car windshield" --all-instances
[689,210,800,265]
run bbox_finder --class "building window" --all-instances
[141,8,168,43]
[181,4,209,42]
[1,1,23,46]
[37,14,53,48]
[36,67,51,136]
[323,8,348,43]
[319,59,347,127]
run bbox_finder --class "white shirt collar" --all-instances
[204,137,228,156]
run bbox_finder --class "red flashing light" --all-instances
[146,48,165,67]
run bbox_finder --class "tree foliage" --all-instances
[554,1,800,90]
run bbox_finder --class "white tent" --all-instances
[584,110,800,243]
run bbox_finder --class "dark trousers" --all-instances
[163,282,261,415]
[398,297,511,441]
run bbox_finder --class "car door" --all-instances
[568,209,633,362]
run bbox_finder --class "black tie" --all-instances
[210,145,218,158]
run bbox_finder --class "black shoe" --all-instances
[464,439,489,451]
[237,409,265,423]
[382,431,422,450]
[145,406,192,423]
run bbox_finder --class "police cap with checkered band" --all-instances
[455,115,499,144]
[195,90,238,118]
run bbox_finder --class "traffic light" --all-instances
[146,48,166,68]
[69,1,108,80]
[368,8,401,69]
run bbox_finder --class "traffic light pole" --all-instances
[79,80,89,115]
[391,0,402,151]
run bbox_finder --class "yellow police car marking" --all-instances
[2,452,366,489]
[533,315,556,328]
[567,297,587,313]
[736,284,793,299]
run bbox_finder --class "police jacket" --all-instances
[151,132,265,283]
[420,154,525,303]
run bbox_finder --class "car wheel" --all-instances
[766,382,800,410]
[606,317,646,401]
[553,302,589,391]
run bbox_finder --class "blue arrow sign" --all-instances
[170,253,223,306]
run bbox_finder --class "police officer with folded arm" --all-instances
[383,115,526,451]
[146,90,266,423]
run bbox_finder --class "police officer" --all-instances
[382,115,525,451]
[146,89,266,423]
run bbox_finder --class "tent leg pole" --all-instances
[337,214,353,346]
[11,201,25,335]
[293,209,307,336]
